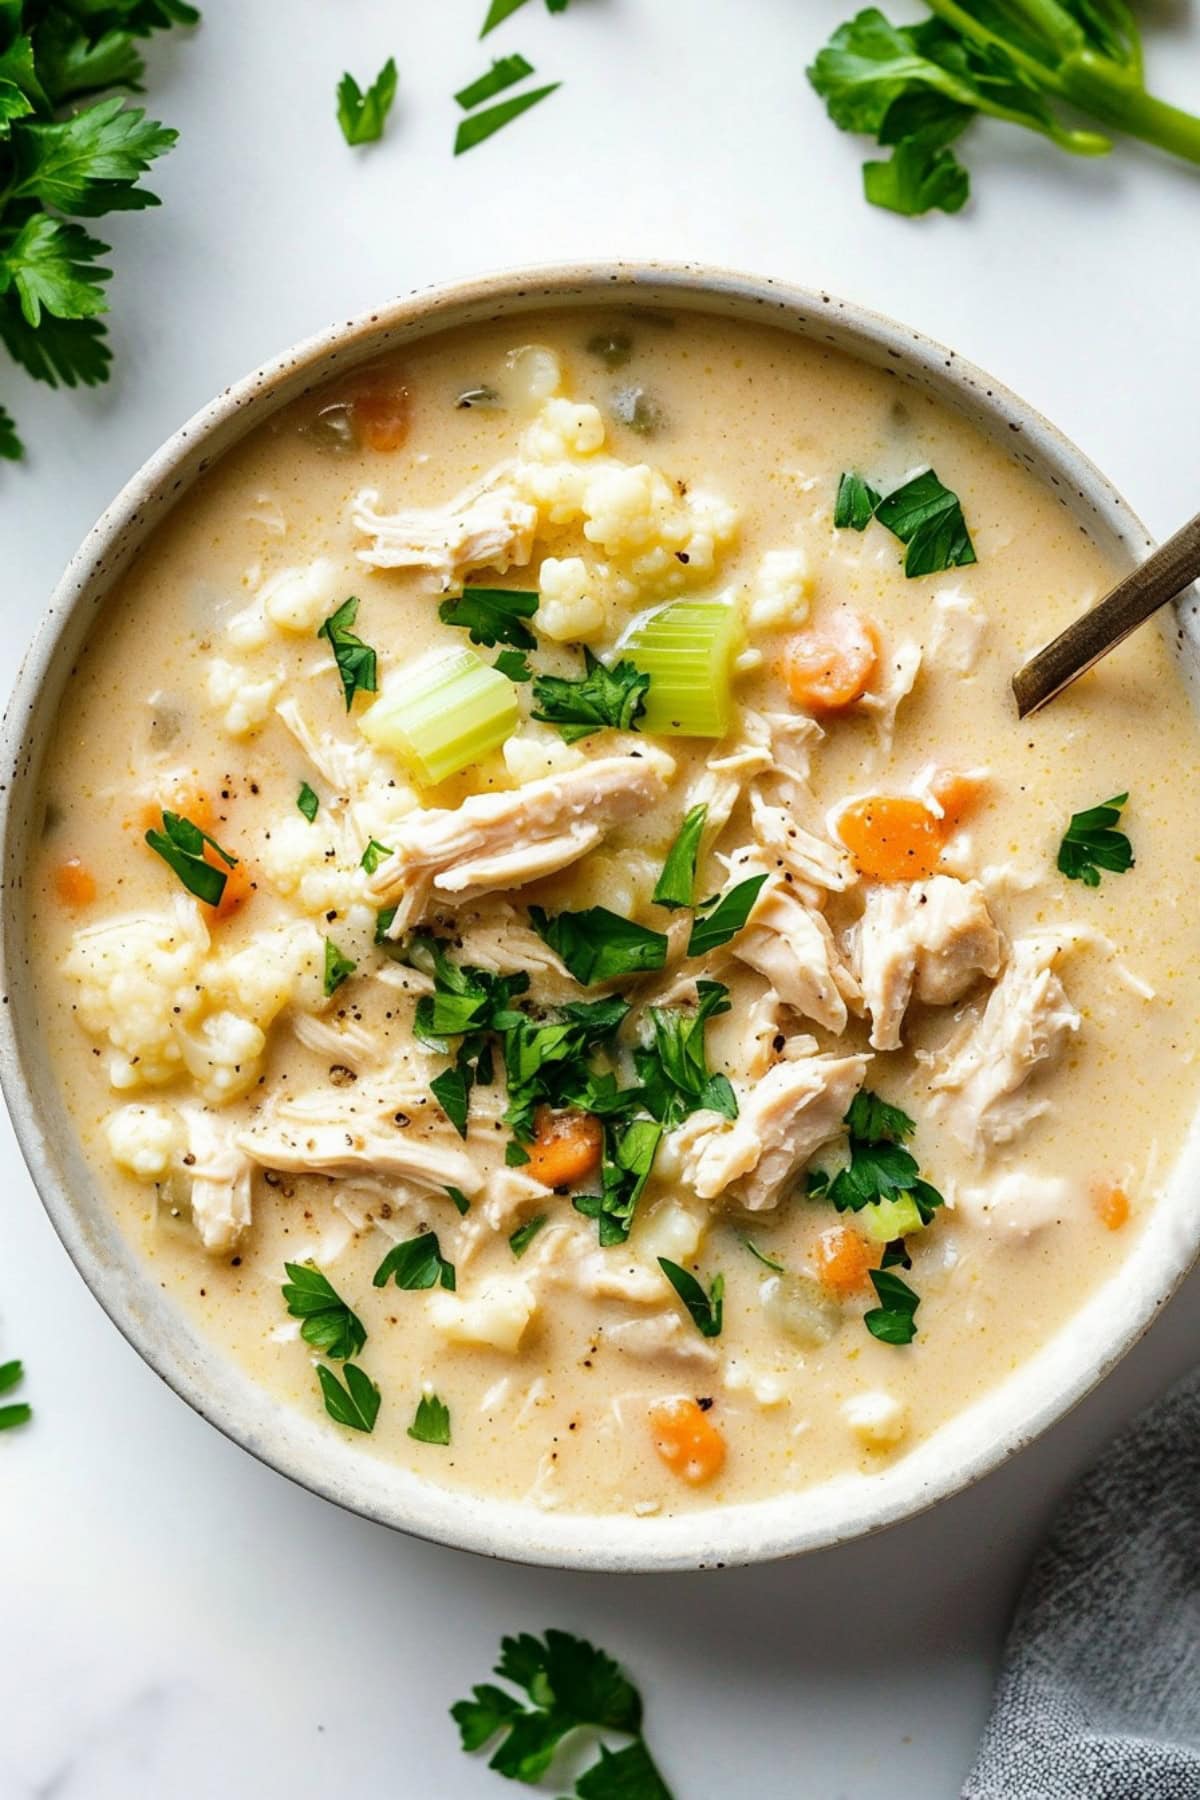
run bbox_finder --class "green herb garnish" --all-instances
[409,1392,451,1445]
[686,873,768,958]
[742,1237,785,1273]
[531,648,650,743]
[323,938,357,997]
[806,1090,944,1223]
[0,1358,31,1431]
[529,905,668,986]
[653,803,708,910]
[636,981,738,1126]
[494,648,533,682]
[439,585,538,650]
[337,57,398,145]
[360,838,393,874]
[574,1116,663,1248]
[864,1267,920,1345]
[297,781,319,822]
[374,1231,456,1292]
[446,1185,472,1216]
[281,1262,366,1361]
[318,596,378,709]
[145,810,237,908]
[456,54,534,109]
[481,0,570,38]
[454,82,560,154]
[834,471,881,530]
[658,1259,724,1338]
[509,1215,547,1258]
[1057,792,1133,887]
[874,468,976,576]
[316,1362,380,1433]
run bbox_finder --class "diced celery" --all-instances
[359,648,519,786]
[859,1193,925,1244]
[624,599,744,737]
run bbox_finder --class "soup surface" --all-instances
[30,305,1200,1517]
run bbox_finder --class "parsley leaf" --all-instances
[11,96,175,214]
[808,1089,942,1222]
[318,597,378,709]
[297,781,319,822]
[430,1065,471,1137]
[494,648,532,682]
[834,471,881,530]
[0,1358,31,1431]
[0,405,22,461]
[637,981,738,1126]
[1057,792,1133,887]
[845,1089,915,1144]
[658,1259,724,1338]
[574,1116,662,1246]
[323,937,356,997]
[360,837,393,874]
[531,648,650,742]
[281,1262,366,1361]
[865,136,969,216]
[874,468,976,577]
[456,55,535,110]
[686,873,768,957]
[529,905,668,986]
[145,809,236,907]
[742,1236,785,1273]
[446,1184,472,1216]
[0,215,109,327]
[480,0,571,37]
[439,585,538,650]
[409,1392,451,1445]
[509,1215,547,1257]
[653,803,708,910]
[864,1267,920,1344]
[576,1740,673,1799]
[374,1231,456,1292]
[454,82,560,155]
[337,57,398,146]
[316,1362,380,1433]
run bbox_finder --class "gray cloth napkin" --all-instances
[963,1366,1200,1799]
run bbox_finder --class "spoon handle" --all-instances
[1012,511,1200,718]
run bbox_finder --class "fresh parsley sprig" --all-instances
[323,938,357,997]
[531,648,650,744]
[316,1362,381,1433]
[145,809,237,908]
[864,1267,921,1345]
[374,1231,457,1292]
[337,57,399,145]
[409,1392,451,1445]
[833,466,976,577]
[451,1627,673,1797]
[529,905,668,986]
[658,1258,724,1338]
[652,803,708,910]
[439,585,538,650]
[686,874,769,957]
[1057,792,1133,887]
[281,1263,367,1361]
[318,597,378,709]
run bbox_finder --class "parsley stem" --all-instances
[1062,59,1200,163]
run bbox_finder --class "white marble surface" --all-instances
[2,2,1199,1794]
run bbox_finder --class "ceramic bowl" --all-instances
[3,263,1197,1570]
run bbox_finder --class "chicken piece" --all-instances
[235,1093,482,1196]
[926,936,1082,1153]
[671,1053,869,1211]
[732,870,861,1034]
[954,1170,1074,1237]
[604,1313,720,1371]
[860,639,921,756]
[428,1273,537,1353]
[352,473,537,588]
[368,750,674,931]
[855,876,1003,1051]
[930,588,987,676]
[181,1107,253,1253]
[749,789,855,894]
[451,908,573,985]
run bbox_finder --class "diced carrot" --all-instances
[526,1106,603,1189]
[353,385,410,454]
[1094,1185,1130,1231]
[930,769,988,828]
[814,1225,877,1296]
[783,610,880,714]
[54,858,96,908]
[837,795,943,881]
[648,1397,726,1486]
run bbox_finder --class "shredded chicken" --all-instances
[925,936,1082,1153]
[748,790,855,894]
[367,750,674,931]
[861,639,922,756]
[930,588,987,675]
[603,1313,720,1370]
[854,876,1002,1051]
[954,1170,1074,1237]
[353,471,537,588]
[181,1107,253,1253]
[732,867,860,1033]
[671,1053,870,1211]
[235,1092,483,1196]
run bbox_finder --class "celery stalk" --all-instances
[625,600,744,738]
[859,1193,926,1244]
[360,648,519,785]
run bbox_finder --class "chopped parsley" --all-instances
[1057,792,1134,887]
[874,469,976,577]
[574,1116,663,1248]
[864,1268,921,1345]
[807,1090,943,1223]
[742,1236,785,1273]
[316,1362,380,1433]
[529,905,668,986]
[686,873,768,957]
[653,803,708,910]
[454,82,561,155]
[658,1259,724,1338]
[637,981,738,1126]
[323,938,357,997]
[438,585,538,650]
[374,1231,456,1292]
[494,648,533,682]
[834,471,881,530]
[409,1392,451,1445]
[297,782,319,823]
[337,57,399,146]
[281,1262,366,1361]
[481,0,571,31]
[531,648,650,743]
[360,838,393,874]
[446,1184,472,1216]
[509,1215,547,1258]
[145,810,237,908]
[318,597,378,709]
[450,1628,672,1796]
[0,1358,31,1431]
[455,55,534,110]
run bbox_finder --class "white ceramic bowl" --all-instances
[3,264,1197,1571]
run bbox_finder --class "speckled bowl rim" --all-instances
[3,261,1198,1573]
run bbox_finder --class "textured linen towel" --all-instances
[963,1366,1200,1799]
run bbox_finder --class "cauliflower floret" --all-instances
[179,1011,266,1103]
[207,921,326,1024]
[630,1199,706,1268]
[105,1104,182,1178]
[745,548,813,634]
[843,1391,909,1450]
[257,814,367,914]
[581,465,737,588]
[536,555,607,643]
[63,899,209,1089]
[350,779,421,848]
[260,557,340,633]
[502,727,587,786]
[206,658,281,738]
[523,398,606,462]
[506,344,563,411]
[428,1274,537,1353]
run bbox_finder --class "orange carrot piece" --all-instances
[930,769,988,828]
[648,1397,726,1485]
[525,1107,603,1189]
[814,1225,876,1296]
[837,795,943,881]
[353,385,410,454]
[1094,1185,1130,1231]
[783,610,880,714]
[54,858,96,907]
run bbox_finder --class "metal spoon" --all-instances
[1012,512,1200,718]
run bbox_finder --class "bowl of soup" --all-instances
[3,264,1198,1570]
